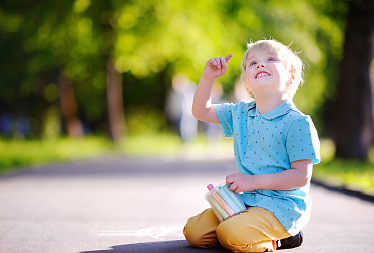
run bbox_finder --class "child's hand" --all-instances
[202,54,233,79]
[226,173,256,193]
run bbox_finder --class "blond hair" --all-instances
[240,39,304,99]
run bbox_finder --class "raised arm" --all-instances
[192,54,233,123]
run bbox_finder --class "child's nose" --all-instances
[256,63,265,69]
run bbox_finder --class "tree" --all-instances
[106,57,126,143]
[87,0,127,143]
[58,71,84,138]
[333,0,374,160]
[0,0,361,145]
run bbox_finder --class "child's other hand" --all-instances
[202,54,233,80]
[226,173,255,193]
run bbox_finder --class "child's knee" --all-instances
[216,219,259,252]
[183,220,218,248]
[183,209,219,248]
[183,224,208,247]
[216,219,277,252]
[216,220,246,251]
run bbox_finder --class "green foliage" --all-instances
[0,0,350,137]
[126,106,169,135]
[1,1,372,197]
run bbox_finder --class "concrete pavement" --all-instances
[0,155,373,253]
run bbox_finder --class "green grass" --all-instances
[119,133,183,156]
[1,135,373,196]
[119,133,233,158]
[0,137,113,174]
[313,139,374,195]
[0,133,231,174]
[313,160,374,194]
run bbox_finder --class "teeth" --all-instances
[256,72,270,78]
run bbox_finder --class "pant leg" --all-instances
[216,207,290,253]
[183,208,220,248]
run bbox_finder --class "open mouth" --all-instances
[255,71,270,79]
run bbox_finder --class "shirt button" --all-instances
[251,130,255,135]
[256,116,261,121]
[248,145,253,150]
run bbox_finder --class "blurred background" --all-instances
[0,0,373,192]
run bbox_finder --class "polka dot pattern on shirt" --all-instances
[215,100,320,236]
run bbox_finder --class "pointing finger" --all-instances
[225,53,233,63]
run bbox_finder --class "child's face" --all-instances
[243,48,290,98]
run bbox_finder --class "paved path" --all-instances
[0,155,373,253]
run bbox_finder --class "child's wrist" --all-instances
[200,74,217,82]
[250,174,260,191]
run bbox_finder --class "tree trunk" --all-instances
[58,71,84,138]
[106,58,126,143]
[333,0,374,160]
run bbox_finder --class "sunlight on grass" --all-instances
[119,133,182,156]
[119,133,233,159]
[314,159,374,194]
[314,139,374,194]
[0,133,233,175]
[0,137,112,174]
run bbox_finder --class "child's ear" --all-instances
[287,68,296,85]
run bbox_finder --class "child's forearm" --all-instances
[252,165,312,191]
[227,160,313,192]
[191,76,220,123]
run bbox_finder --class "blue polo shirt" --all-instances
[215,100,320,236]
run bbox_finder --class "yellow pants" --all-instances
[183,207,290,252]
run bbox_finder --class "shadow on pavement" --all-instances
[80,240,230,253]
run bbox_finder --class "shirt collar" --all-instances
[247,100,295,120]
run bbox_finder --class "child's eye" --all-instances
[248,61,257,67]
[268,57,277,62]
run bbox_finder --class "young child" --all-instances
[183,39,320,252]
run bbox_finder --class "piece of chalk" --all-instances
[210,190,235,216]
[217,187,241,213]
[207,184,214,191]
[207,195,227,221]
[222,185,246,210]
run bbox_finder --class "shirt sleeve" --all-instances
[214,103,236,138]
[286,116,321,164]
